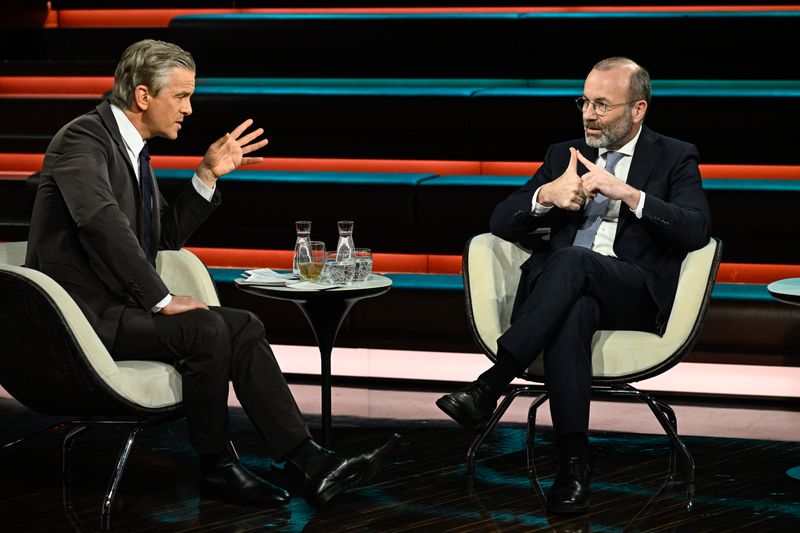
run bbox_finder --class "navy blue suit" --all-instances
[489,126,711,436]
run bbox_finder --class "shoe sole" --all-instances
[314,434,401,509]
[435,396,485,432]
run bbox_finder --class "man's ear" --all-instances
[133,84,150,111]
[632,100,648,123]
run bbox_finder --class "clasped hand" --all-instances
[538,147,633,211]
[195,118,269,187]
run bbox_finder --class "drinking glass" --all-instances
[353,248,373,282]
[298,241,326,280]
[321,251,355,285]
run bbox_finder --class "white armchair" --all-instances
[0,242,220,529]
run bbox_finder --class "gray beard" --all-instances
[585,134,605,148]
[584,113,634,149]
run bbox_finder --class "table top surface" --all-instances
[767,277,800,306]
[236,273,392,298]
[767,278,800,295]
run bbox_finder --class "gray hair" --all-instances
[110,39,195,109]
[592,57,651,104]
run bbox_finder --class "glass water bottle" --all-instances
[336,220,355,261]
[293,220,312,277]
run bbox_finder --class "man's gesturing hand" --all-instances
[538,147,586,211]
[196,118,269,188]
[575,151,641,210]
[160,295,209,316]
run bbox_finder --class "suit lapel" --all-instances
[625,127,659,193]
[577,144,599,175]
[617,126,659,231]
[96,101,160,249]
[96,101,138,181]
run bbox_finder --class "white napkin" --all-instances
[236,268,297,286]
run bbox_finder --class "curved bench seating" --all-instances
[3,151,800,261]
[3,78,800,162]
[4,152,800,180]
[168,11,800,80]
[49,3,800,30]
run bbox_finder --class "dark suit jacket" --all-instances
[26,100,221,350]
[489,126,711,333]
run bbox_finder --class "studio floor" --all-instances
[0,381,799,532]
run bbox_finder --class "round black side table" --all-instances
[766,277,800,481]
[238,275,392,445]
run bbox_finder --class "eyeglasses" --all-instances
[575,96,635,117]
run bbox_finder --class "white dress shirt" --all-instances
[531,126,646,258]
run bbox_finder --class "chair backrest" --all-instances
[0,242,218,416]
[463,233,722,384]
[157,248,221,306]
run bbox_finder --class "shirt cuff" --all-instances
[531,186,554,216]
[631,190,646,219]
[192,173,216,202]
[152,293,172,313]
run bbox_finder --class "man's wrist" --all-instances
[624,185,641,210]
[152,293,172,313]
[195,164,217,188]
[537,184,554,207]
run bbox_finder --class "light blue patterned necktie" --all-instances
[572,151,625,249]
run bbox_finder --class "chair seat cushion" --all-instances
[114,361,183,409]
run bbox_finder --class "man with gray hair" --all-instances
[26,39,396,510]
[437,57,710,514]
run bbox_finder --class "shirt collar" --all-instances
[110,104,146,158]
[598,124,642,159]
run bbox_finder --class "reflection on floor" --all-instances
[0,383,799,531]
[285,382,800,442]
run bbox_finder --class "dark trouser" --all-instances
[113,306,311,458]
[498,246,658,438]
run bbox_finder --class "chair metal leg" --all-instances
[62,425,90,516]
[653,398,679,476]
[598,385,694,485]
[525,393,549,503]
[466,390,516,480]
[637,391,695,510]
[227,440,240,461]
[100,425,144,531]
[2,413,184,529]
[466,387,545,481]
[640,395,694,483]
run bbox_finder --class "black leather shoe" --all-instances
[201,457,290,507]
[287,434,400,509]
[546,456,591,514]
[436,380,497,431]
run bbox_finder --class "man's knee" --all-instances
[214,307,266,339]
[179,308,230,353]
[547,246,597,270]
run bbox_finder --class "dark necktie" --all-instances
[572,151,625,249]
[138,143,156,266]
